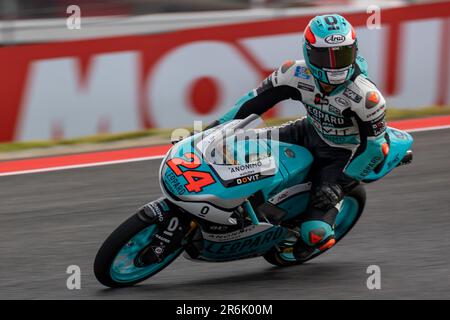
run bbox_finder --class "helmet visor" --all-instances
[307,44,356,69]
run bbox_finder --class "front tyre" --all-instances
[94,213,183,288]
[264,185,366,266]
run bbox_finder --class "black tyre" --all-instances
[264,185,366,266]
[94,213,184,288]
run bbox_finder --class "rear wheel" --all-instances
[264,185,366,266]
[94,213,184,288]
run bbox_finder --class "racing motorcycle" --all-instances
[94,114,413,288]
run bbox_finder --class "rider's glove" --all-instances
[310,183,344,211]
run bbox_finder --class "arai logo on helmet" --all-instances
[324,34,345,44]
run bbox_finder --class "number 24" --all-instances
[166,153,215,193]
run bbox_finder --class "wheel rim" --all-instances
[278,196,359,262]
[110,225,181,283]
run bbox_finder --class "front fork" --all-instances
[135,197,194,266]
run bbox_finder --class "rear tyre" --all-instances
[264,185,366,267]
[94,213,184,288]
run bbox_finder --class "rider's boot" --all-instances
[292,183,343,259]
[293,220,336,259]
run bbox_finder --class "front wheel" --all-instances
[94,213,184,288]
[264,185,366,266]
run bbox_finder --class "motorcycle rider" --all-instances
[205,14,389,259]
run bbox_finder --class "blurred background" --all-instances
[1,1,427,19]
[0,0,449,144]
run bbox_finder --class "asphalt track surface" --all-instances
[1,129,449,300]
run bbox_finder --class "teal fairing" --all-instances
[362,127,413,182]
[344,134,387,181]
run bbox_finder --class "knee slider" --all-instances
[300,220,335,247]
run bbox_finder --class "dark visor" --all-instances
[307,44,356,69]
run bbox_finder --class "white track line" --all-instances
[403,124,450,133]
[1,124,449,177]
[0,155,164,177]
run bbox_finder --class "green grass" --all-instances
[386,106,450,120]
[1,106,448,153]
[0,128,172,153]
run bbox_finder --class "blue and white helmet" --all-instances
[303,14,358,85]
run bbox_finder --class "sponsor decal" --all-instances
[208,225,229,232]
[297,82,315,92]
[228,161,262,173]
[212,157,276,182]
[366,104,385,119]
[371,117,386,136]
[314,93,329,105]
[306,113,358,142]
[204,227,285,254]
[269,182,312,205]
[294,66,311,80]
[236,173,261,185]
[306,105,350,126]
[202,224,267,242]
[274,192,290,203]
[322,125,355,137]
[343,87,362,103]
[146,201,164,222]
[329,104,342,115]
[324,15,340,31]
[324,133,357,145]
[327,69,349,84]
[359,155,384,179]
[151,245,166,257]
[284,148,295,158]
[164,171,186,195]
[334,97,350,108]
[155,234,171,244]
[225,173,264,187]
[324,34,346,44]
[366,91,380,109]
[281,60,295,73]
